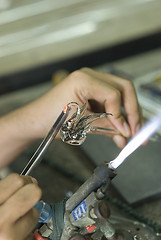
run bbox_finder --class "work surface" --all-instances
[0,48,161,236]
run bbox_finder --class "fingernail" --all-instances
[113,135,126,149]
[123,121,131,137]
[31,177,38,185]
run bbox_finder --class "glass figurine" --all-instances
[60,99,117,145]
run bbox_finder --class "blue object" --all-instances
[72,200,87,221]
[34,200,52,223]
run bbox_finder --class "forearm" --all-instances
[0,107,39,168]
[0,87,61,168]
[0,68,143,168]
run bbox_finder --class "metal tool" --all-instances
[60,163,159,240]
[21,104,71,175]
[35,164,159,239]
[20,104,71,224]
[61,163,117,240]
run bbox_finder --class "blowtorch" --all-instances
[36,109,161,240]
[20,97,161,239]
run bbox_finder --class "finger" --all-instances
[21,175,38,185]
[81,68,142,136]
[85,109,119,135]
[75,69,131,137]
[14,208,39,240]
[0,174,37,205]
[109,75,142,136]
[86,109,127,149]
[112,135,127,149]
[2,184,42,223]
[104,87,131,138]
[85,79,131,138]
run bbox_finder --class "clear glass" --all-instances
[60,99,118,145]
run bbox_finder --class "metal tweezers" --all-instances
[21,104,71,175]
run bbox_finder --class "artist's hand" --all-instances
[35,68,143,148]
[0,174,42,240]
[0,67,143,167]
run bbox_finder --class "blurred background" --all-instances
[0,0,161,96]
[1,0,161,231]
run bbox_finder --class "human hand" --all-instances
[0,174,42,240]
[34,68,143,148]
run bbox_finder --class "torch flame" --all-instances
[109,111,161,169]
